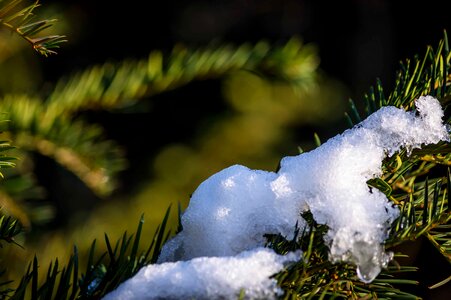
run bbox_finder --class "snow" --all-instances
[104,96,449,299]
[103,248,299,300]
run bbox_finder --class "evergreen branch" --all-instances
[0,39,318,203]
[426,227,451,263]
[1,27,449,299]
[270,213,421,299]
[1,212,171,299]
[45,38,318,114]
[0,213,22,248]
[344,32,451,266]
[0,116,16,177]
[0,165,47,227]
[0,0,66,56]
[0,212,23,297]
[272,32,451,298]
[15,132,122,196]
[384,165,450,258]
[0,95,126,196]
[0,140,15,176]
[346,31,451,299]
[411,143,451,167]
[346,30,451,125]
[377,154,451,263]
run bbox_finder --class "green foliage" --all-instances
[0,140,15,176]
[45,37,317,113]
[0,95,126,197]
[347,30,451,265]
[0,114,16,177]
[0,0,65,56]
[0,212,23,297]
[268,31,451,299]
[0,7,325,294]
[268,213,420,299]
[0,37,320,225]
[346,31,451,121]
[0,2,449,297]
[0,213,22,248]
[0,209,171,299]
[4,32,447,299]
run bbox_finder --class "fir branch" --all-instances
[45,38,318,114]
[346,30,451,124]
[0,0,66,56]
[270,213,421,299]
[344,31,451,265]
[0,213,23,298]
[0,140,15,176]
[272,32,451,299]
[0,116,16,176]
[0,95,126,196]
[0,39,317,227]
[0,213,22,248]
[1,211,171,299]
[1,26,450,299]
[0,165,47,228]
[380,151,451,257]
[0,39,318,218]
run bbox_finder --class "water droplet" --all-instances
[339,238,394,283]
[357,263,381,283]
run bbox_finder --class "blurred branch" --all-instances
[46,38,318,113]
[0,95,126,197]
[0,0,66,56]
[0,39,318,200]
[1,213,171,299]
[0,213,22,248]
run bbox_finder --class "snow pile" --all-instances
[158,96,449,281]
[103,248,299,300]
[105,96,449,299]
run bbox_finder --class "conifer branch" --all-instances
[346,30,451,122]
[344,32,451,262]
[0,39,318,217]
[0,22,449,299]
[0,116,16,176]
[0,212,171,299]
[0,212,23,297]
[272,31,451,299]
[0,213,22,248]
[46,38,318,114]
[0,95,126,196]
[0,140,15,175]
[269,213,420,299]
[0,0,66,56]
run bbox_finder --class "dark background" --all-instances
[44,0,451,101]
[33,0,451,298]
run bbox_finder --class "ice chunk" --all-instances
[158,96,448,284]
[328,229,394,283]
[103,248,299,300]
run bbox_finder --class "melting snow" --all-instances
[105,96,449,299]
[103,248,299,300]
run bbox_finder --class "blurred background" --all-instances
[0,0,450,298]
